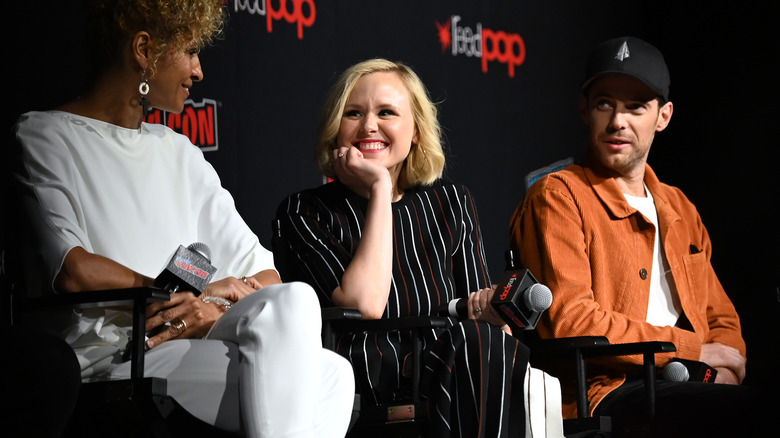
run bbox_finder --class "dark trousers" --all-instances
[594,378,773,437]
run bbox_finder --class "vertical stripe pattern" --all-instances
[277,179,529,436]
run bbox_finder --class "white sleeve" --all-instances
[182,140,275,279]
[13,112,91,293]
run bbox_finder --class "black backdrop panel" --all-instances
[7,0,778,392]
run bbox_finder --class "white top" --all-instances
[14,110,274,377]
[624,186,682,327]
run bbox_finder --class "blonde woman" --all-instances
[278,58,531,436]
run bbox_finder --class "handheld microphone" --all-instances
[490,268,552,332]
[439,251,552,332]
[663,358,717,383]
[154,242,217,297]
[140,243,218,348]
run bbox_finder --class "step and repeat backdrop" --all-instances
[8,0,777,386]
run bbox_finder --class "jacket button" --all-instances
[639,268,648,280]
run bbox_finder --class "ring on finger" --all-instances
[474,307,482,313]
[241,276,247,285]
[171,318,187,333]
[338,152,345,158]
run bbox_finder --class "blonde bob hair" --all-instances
[316,58,446,191]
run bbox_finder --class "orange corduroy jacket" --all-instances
[510,163,745,419]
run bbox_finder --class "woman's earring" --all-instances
[410,144,423,177]
[418,144,429,164]
[139,72,150,117]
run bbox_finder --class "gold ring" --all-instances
[171,319,187,333]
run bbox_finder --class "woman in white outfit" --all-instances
[12,0,354,436]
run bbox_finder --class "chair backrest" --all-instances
[1,248,14,331]
[2,142,22,329]
[525,157,574,190]
[271,218,438,437]
[271,218,306,284]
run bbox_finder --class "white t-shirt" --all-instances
[624,186,682,327]
[14,110,274,377]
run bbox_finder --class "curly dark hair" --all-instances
[84,0,225,78]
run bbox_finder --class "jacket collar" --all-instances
[583,163,666,220]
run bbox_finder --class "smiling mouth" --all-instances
[356,141,387,151]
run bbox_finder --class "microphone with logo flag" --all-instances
[439,250,553,332]
[662,358,718,383]
[154,242,217,297]
[140,243,218,348]
[489,267,553,332]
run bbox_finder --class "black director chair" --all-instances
[7,281,245,437]
[274,218,677,438]
[2,170,239,436]
[272,218,446,437]
[526,334,675,437]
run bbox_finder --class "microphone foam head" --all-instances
[187,242,212,263]
[663,361,689,382]
[524,283,553,312]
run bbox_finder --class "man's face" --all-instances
[580,74,673,178]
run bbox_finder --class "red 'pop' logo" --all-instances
[267,0,316,40]
[234,0,317,40]
[482,29,526,77]
[436,15,526,78]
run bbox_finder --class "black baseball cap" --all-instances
[581,36,670,101]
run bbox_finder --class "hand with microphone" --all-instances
[144,243,218,344]
[699,342,746,384]
[154,242,217,296]
[663,358,718,383]
[440,250,553,333]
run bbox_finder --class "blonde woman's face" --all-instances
[336,72,418,182]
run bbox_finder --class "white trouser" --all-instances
[107,282,355,438]
[525,365,565,438]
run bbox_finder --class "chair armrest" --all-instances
[578,341,677,359]
[16,287,170,312]
[531,335,611,355]
[532,336,676,420]
[321,306,362,321]
[14,287,170,381]
[321,307,362,351]
[581,341,676,422]
[322,313,449,404]
[331,315,448,332]
[531,336,675,360]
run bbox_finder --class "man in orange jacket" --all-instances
[510,36,765,436]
